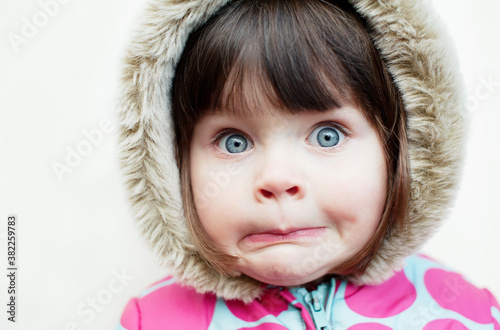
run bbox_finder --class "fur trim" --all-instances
[118,0,466,301]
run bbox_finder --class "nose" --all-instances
[254,154,305,202]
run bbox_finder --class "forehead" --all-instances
[197,104,363,132]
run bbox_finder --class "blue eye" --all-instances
[219,133,251,153]
[308,126,345,148]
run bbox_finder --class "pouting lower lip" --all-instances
[243,227,326,244]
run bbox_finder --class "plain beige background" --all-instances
[1,0,499,329]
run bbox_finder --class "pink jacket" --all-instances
[117,255,500,330]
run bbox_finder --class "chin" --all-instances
[253,268,329,287]
[238,255,333,286]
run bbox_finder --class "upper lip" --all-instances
[250,227,323,236]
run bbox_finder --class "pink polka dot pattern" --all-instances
[422,319,468,330]
[239,324,290,330]
[344,270,416,318]
[226,288,289,322]
[494,317,500,330]
[120,298,139,330]
[117,256,500,330]
[347,323,393,330]
[140,281,216,329]
[425,269,492,324]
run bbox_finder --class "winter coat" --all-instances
[117,254,500,329]
[116,0,499,328]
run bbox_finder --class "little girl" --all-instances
[116,0,500,329]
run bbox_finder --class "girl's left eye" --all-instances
[217,133,253,154]
[307,125,346,148]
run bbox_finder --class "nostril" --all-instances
[286,186,298,195]
[260,189,274,199]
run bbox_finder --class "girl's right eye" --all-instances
[217,133,253,154]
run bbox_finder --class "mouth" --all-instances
[243,227,326,245]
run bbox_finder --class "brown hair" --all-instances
[172,0,409,277]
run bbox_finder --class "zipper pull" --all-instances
[304,290,328,330]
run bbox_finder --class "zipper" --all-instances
[299,288,329,330]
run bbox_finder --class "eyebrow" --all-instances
[199,106,358,129]
[204,102,356,120]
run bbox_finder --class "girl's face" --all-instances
[190,103,387,286]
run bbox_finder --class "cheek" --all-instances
[190,149,230,212]
[348,136,387,212]
[348,160,387,213]
[190,158,251,249]
[190,152,223,239]
[191,169,225,228]
[191,165,247,213]
[316,146,387,232]
[190,173,230,248]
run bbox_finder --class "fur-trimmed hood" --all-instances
[118,0,466,302]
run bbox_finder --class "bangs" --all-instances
[173,0,376,120]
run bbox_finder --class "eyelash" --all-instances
[210,128,252,157]
[311,121,349,137]
[211,128,248,146]
[210,121,350,155]
[307,121,349,150]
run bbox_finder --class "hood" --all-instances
[118,0,466,302]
